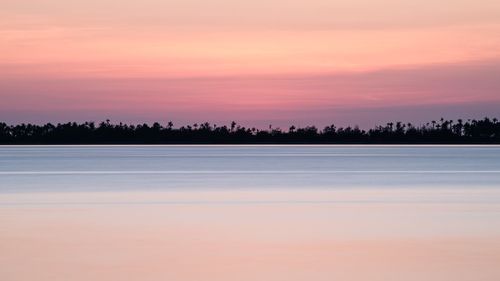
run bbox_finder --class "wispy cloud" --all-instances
[1,59,499,127]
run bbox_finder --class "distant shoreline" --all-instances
[1,118,499,144]
[2,141,499,145]
[1,142,500,145]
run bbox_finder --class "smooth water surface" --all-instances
[1,145,500,281]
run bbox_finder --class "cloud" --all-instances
[2,0,500,30]
[1,59,499,127]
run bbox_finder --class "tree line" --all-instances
[0,117,499,144]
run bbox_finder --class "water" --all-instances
[1,145,500,281]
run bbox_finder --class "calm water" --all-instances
[1,145,500,281]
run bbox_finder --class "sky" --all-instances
[1,0,500,128]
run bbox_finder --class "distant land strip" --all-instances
[1,118,499,144]
[1,170,500,175]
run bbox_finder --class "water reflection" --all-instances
[1,146,500,281]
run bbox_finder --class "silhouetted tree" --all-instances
[0,118,499,144]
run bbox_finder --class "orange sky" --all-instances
[1,0,500,127]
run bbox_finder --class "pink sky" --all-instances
[1,0,500,127]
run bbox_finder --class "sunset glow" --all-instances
[2,0,500,127]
